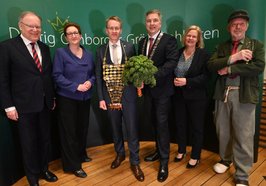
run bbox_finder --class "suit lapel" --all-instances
[241,37,253,50]
[15,36,35,64]
[120,41,127,64]
[185,48,199,76]
[104,43,112,64]
[38,41,47,72]
[15,36,43,72]
[225,40,232,55]
[140,36,148,55]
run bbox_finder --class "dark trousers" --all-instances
[107,96,140,165]
[18,105,51,185]
[174,95,207,159]
[145,96,171,166]
[57,95,90,172]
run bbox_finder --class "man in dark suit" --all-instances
[96,16,144,182]
[138,9,179,182]
[0,11,58,186]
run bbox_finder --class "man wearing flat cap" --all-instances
[207,9,265,186]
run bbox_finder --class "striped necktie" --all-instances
[30,42,42,72]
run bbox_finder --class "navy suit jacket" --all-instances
[96,40,137,104]
[138,32,179,98]
[175,47,210,100]
[0,35,55,113]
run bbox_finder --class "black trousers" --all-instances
[174,95,207,159]
[145,95,171,166]
[107,96,140,165]
[57,95,90,172]
[18,105,51,185]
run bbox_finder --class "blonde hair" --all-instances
[106,16,122,28]
[182,25,204,48]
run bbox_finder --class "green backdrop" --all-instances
[0,0,265,185]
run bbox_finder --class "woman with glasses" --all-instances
[52,22,95,178]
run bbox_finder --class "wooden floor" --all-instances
[14,142,266,186]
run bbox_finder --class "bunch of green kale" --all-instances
[122,55,158,88]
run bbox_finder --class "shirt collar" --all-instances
[231,38,245,45]
[148,30,161,40]
[109,40,121,47]
[239,38,245,45]
[20,34,35,46]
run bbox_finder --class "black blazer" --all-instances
[0,35,55,113]
[96,40,137,104]
[138,32,179,98]
[175,47,210,100]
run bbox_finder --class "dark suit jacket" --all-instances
[0,35,55,113]
[96,40,137,104]
[175,47,210,100]
[138,32,179,98]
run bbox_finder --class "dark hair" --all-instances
[63,22,81,36]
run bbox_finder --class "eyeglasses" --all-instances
[107,27,121,31]
[66,32,80,36]
[20,22,41,30]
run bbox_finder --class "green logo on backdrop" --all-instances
[47,12,70,34]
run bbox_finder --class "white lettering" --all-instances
[126,33,145,44]
[8,27,20,38]
[6,27,220,48]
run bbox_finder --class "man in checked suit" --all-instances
[95,16,144,182]
[138,9,179,182]
[0,11,57,186]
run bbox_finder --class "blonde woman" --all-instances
[173,25,210,168]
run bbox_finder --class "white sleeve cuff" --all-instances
[5,106,16,112]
